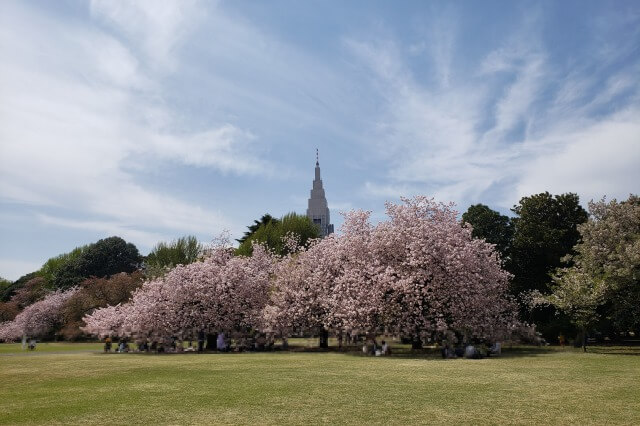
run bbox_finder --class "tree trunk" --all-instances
[319,328,329,349]
[411,337,422,350]
[205,333,217,351]
[582,327,587,353]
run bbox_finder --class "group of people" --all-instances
[21,336,36,351]
[362,338,391,356]
[441,340,501,359]
[100,333,505,358]
[103,337,130,353]
[190,331,231,352]
[102,331,280,354]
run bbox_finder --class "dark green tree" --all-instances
[510,192,588,296]
[462,204,513,260]
[236,214,280,244]
[39,246,88,286]
[510,192,588,339]
[236,213,319,256]
[1,276,50,321]
[53,237,141,289]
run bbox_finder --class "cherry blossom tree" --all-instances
[266,197,518,347]
[83,243,276,343]
[375,197,517,345]
[0,288,78,341]
[82,304,129,339]
[262,233,341,346]
[321,210,385,338]
[84,197,518,349]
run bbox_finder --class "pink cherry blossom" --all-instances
[266,197,519,342]
[0,288,78,341]
[83,197,518,344]
[83,243,276,341]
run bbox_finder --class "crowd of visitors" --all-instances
[102,331,280,354]
[440,337,502,359]
[362,338,392,356]
[99,333,503,359]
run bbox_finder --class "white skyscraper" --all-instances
[307,150,334,237]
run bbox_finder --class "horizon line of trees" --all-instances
[1,193,638,348]
[0,212,319,341]
[462,192,639,348]
[80,197,519,348]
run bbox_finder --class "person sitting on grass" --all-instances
[558,334,566,348]
[197,330,205,352]
[255,333,267,351]
[489,342,501,356]
[381,340,391,356]
[478,341,489,358]
[464,343,481,359]
[266,334,275,351]
[441,338,449,359]
[217,332,227,352]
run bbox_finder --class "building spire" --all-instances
[307,149,333,237]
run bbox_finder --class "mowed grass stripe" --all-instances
[0,347,638,425]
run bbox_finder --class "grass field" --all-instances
[1,343,639,425]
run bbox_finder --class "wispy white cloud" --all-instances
[363,182,421,199]
[349,8,640,210]
[146,126,271,176]
[0,1,268,245]
[328,201,355,213]
[346,35,489,203]
[514,108,640,204]
[89,0,204,70]
[36,215,167,249]
[1,1,639,281]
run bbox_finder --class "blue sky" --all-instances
[1,0,639,280]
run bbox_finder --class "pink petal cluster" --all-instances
[83,244,275,341]
[0,288,78,341]
[82,197,518,343]
[266,197,519,341]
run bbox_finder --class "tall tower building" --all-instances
[307,150,334,237]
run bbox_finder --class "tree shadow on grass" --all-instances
[286,344,554,360]
[583,346,640,356]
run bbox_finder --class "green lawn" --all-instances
[0,342,103,354]
[1,344,638,425]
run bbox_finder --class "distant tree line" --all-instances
[1,194,638,347]
[0,235,199,340]
[462,192,639,346]
[80,197,517,348]
[0,212,319,341]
